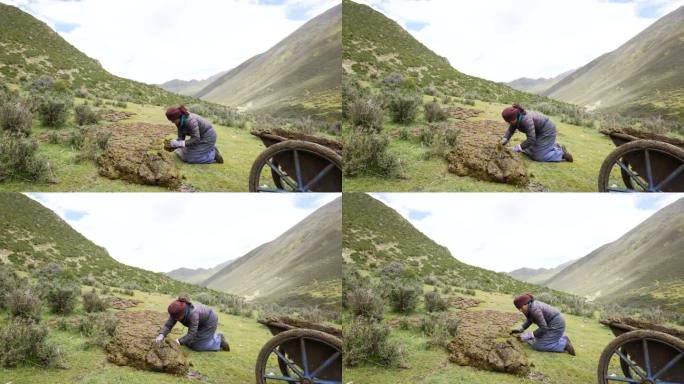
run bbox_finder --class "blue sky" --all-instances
[28,193,339,272]
[0,0,339,84]
[371,193,682,273]
[355,0,684,82]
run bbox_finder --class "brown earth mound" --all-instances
[447,107,483,120]
[106,310,189,375]
[446,120,529,186]
[448,310,530,375]
[251,128,343,154]
[258,317,342,338]
[109,297,143,310]
[97,123,183,190]
[101,110,136,122]
[449,296,483,310]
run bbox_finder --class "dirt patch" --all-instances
[251,128,343,154]
[97,123,184,190]
[600,317,684,339]
[387,315,423,329]
[449,296,483,310]
[258,317,342,338]
[108,296,142,310]
[448,310,530,375]
[106,310,189,375]
[101,110,136,122]
[600,127,684,147]
[446,120,529,186]
[447,107,483,120]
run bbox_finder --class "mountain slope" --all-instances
[196,5,341,120]
[342,0,571,107]
[543,6,684,122]
[203,198,342,309]
[167,259,233,285]
[509,259,577,285]
[0,193,229,297]
[159,70,230,97]
[545,198,684,311]
[508,70,574,94]
[0,3,197,106]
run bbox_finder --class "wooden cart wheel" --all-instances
[598,140,684,192]
[597,330,684,384]
[255,328,342,384]
[249,140,342,192]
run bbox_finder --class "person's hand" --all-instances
[170,139,185,148]
[175,339,180,345]
[512,144,522,153]
[155,334,164,343]
[500,137,509,146]
[510,327,523,335]
[519,332,534,342]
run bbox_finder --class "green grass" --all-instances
[344,290,615,384]
[0,102,263,192]
[343,99,615,192]
[0,289,272,384]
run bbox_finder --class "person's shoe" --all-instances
[561,145,574,163]
[564,337,576,356]
[219,333,230,351]
[214,147,224,164]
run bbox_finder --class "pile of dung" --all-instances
[108,296,142,310]
[446,120,529,186]
[600,317,684,339]
[449,296,483,310]
[258,317,342,338]
[387,315,423,330]
[600,127,684,147]
[251,128,343,155]
[448,310,530,375]
[105,310,189,375]
[447,107,483,120]
[101,110,136,122]
[97,123,183,190]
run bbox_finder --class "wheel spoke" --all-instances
[264,374,301,382]
[293,150,304,191]
[273,348,304,378]
[266,160,298,191]
[605,376,640,383]
[644,149,654,191]
[616,350,647,380]
[310,351,341,378]
[300,337,309,376]
[655,163,684,191]
[615,160,649,191]
[653,351,684,380]
[643,339,652,378]
[303,163,337,191]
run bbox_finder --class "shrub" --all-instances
[0,100,33,136]
[382,72,404,88]
[0,133,50,182]
[424,101,447,123]
[69,126,88,149]
[0,267,19,309]
[82,290,108,313]
[82,274,96,286]
[388,92,421,124]
[0,318,63,368]
[79,312,118,349]
[74,104,99,126]
[398,126,410,140]
[348,97,385,133]
[421,313,459,350]
[7,288,42,321]
[388,280,421,314]
[291,116,316,134]
[95,130,112,150]
[47,130,61,144]
[343,318,406,368]
[46,283,80,315]
[424,291,448,312]
[193,292,217,305]
[38,96,71,128]
[343,129,402,178]
[347,287,384,321]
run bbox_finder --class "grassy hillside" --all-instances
[204,198,342,310]
[197,5,341,121]
[167,259,233,286]
[159,70,230,97]
[0,3,198,107]
[509,259,577,285]
[544,6,684,123]
[546,198,684,312]
[508,70,575,95]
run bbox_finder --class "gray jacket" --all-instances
[503,111,555,152]
[159,303,215,346]
[520,300,561,338]
[178,113,216,148]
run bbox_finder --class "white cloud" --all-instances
[371,193,682,273]
[1,0,339,84]
[27,193,339,273]
[354,0,684,82]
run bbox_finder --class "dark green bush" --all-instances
[0,318,63,368]
[424,101,447,122]
[388,92,421,124]
[388,280,422,314]
[347,287,384,321]
[424,291,448,312]
[7,288,42,321]
[82,290,108,313]
[46,283,80,315]
[0,100,33,136]
[79,312,118,349]
[38,95,72,128]
[0,133,50,182]
[343,318,406,368]
[348,97,385,133]
[343,128,402,178]
[74,104,99,126]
